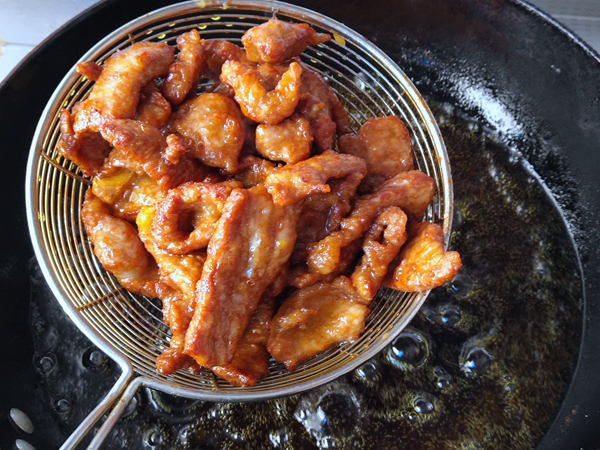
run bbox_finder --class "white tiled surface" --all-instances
[0,0,600,83]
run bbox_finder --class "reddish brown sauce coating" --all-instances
[59,19,460,387]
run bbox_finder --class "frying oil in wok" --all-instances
[30,109,582,449]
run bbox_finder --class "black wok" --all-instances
[1,0,599,448]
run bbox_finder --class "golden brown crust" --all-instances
[220,60,303,125]
[339,116,414,193]
[184,186,298,367]
[306,170,435,275]
[263,150,367,206]
[384,222,462,292]
[161,29,205,105]
[242,19,331,64]
[267,276,368,371]
[351,206,408,302]
[170,93,246,172]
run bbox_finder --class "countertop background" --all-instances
[1,0,600,85]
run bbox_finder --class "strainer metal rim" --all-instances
[25,0,452,408]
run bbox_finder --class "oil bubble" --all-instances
[414,396,435,415]
[461,346,494,376]
[448,271,474,297]
[295,382,361,441]
[386,329,429,370]
[82,347,107,370]
[269,429,291,448]
[353,361,381,385]
[433,366,452,389]
[37,353,58,376]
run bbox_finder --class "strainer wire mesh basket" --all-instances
[25,1,453,448]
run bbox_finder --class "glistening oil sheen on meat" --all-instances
[30,107,582,449]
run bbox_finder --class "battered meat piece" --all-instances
[255,114,313,163]
[297,66,354,151]
[202,39,248,79]
[385,222,462,292]
[137,205,207,349]
[241,18,331,64]
[220,60,303,125]
[58,109,113,177]
[136,83,172,129]
[92,164,164,222]
[351,206,408,301]
[339,116,414,193]
[307,170,435,275]
[100,119,209,191]
[263,150,367,206]
[211,295,276,387]
[76,61,103,81]
[161,29,205,105]
[232,155,279,188]
[58,42,175,177]
[292,174,364,266]
[267,276,368,371]
[81,191,162,298]
[184,186,298,367]
[150,181,236,254]
[170,93,246,172]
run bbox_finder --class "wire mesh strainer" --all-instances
[25,1,453,448]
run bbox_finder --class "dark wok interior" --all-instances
[2,0,600,448]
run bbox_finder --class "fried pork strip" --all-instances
[211,295,276,387]
[267,276,368,371]
[306,170,435,275]
[184,186,298,367]
[241,18,331,64]
[161,29,205,105]
[99,119,209,191]
[385,222,462,292]
[170,93,246,172]
[263,150,367,206]
[58,43,175,177]
[220,60,303,125]
[350,206,408,301]
[338,116,414,193]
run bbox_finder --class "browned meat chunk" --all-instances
[100,119,209,191]
[255,114,313,163]
[242,18,331,64]
[58,42,175,177]
[232,155,279,188]
[161,29,205,105]
[263,150,367,206]
[170,93,246,172]
[150,181,236,254]
[136,83,172,129]
[297,66,353,151]
[81,190,164,298]
[220,60,303,125]
[385,222,462,292]
[211,295,276,387]
[351,206,408,301]
[184,186,298,367]
[202,39,248,79]
[307,170,435,275]
[267,276,368,371]
[339,116,414,192]
[91,164,163,222]
[137,205,207,349]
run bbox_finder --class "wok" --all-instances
[1,0,599,448]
